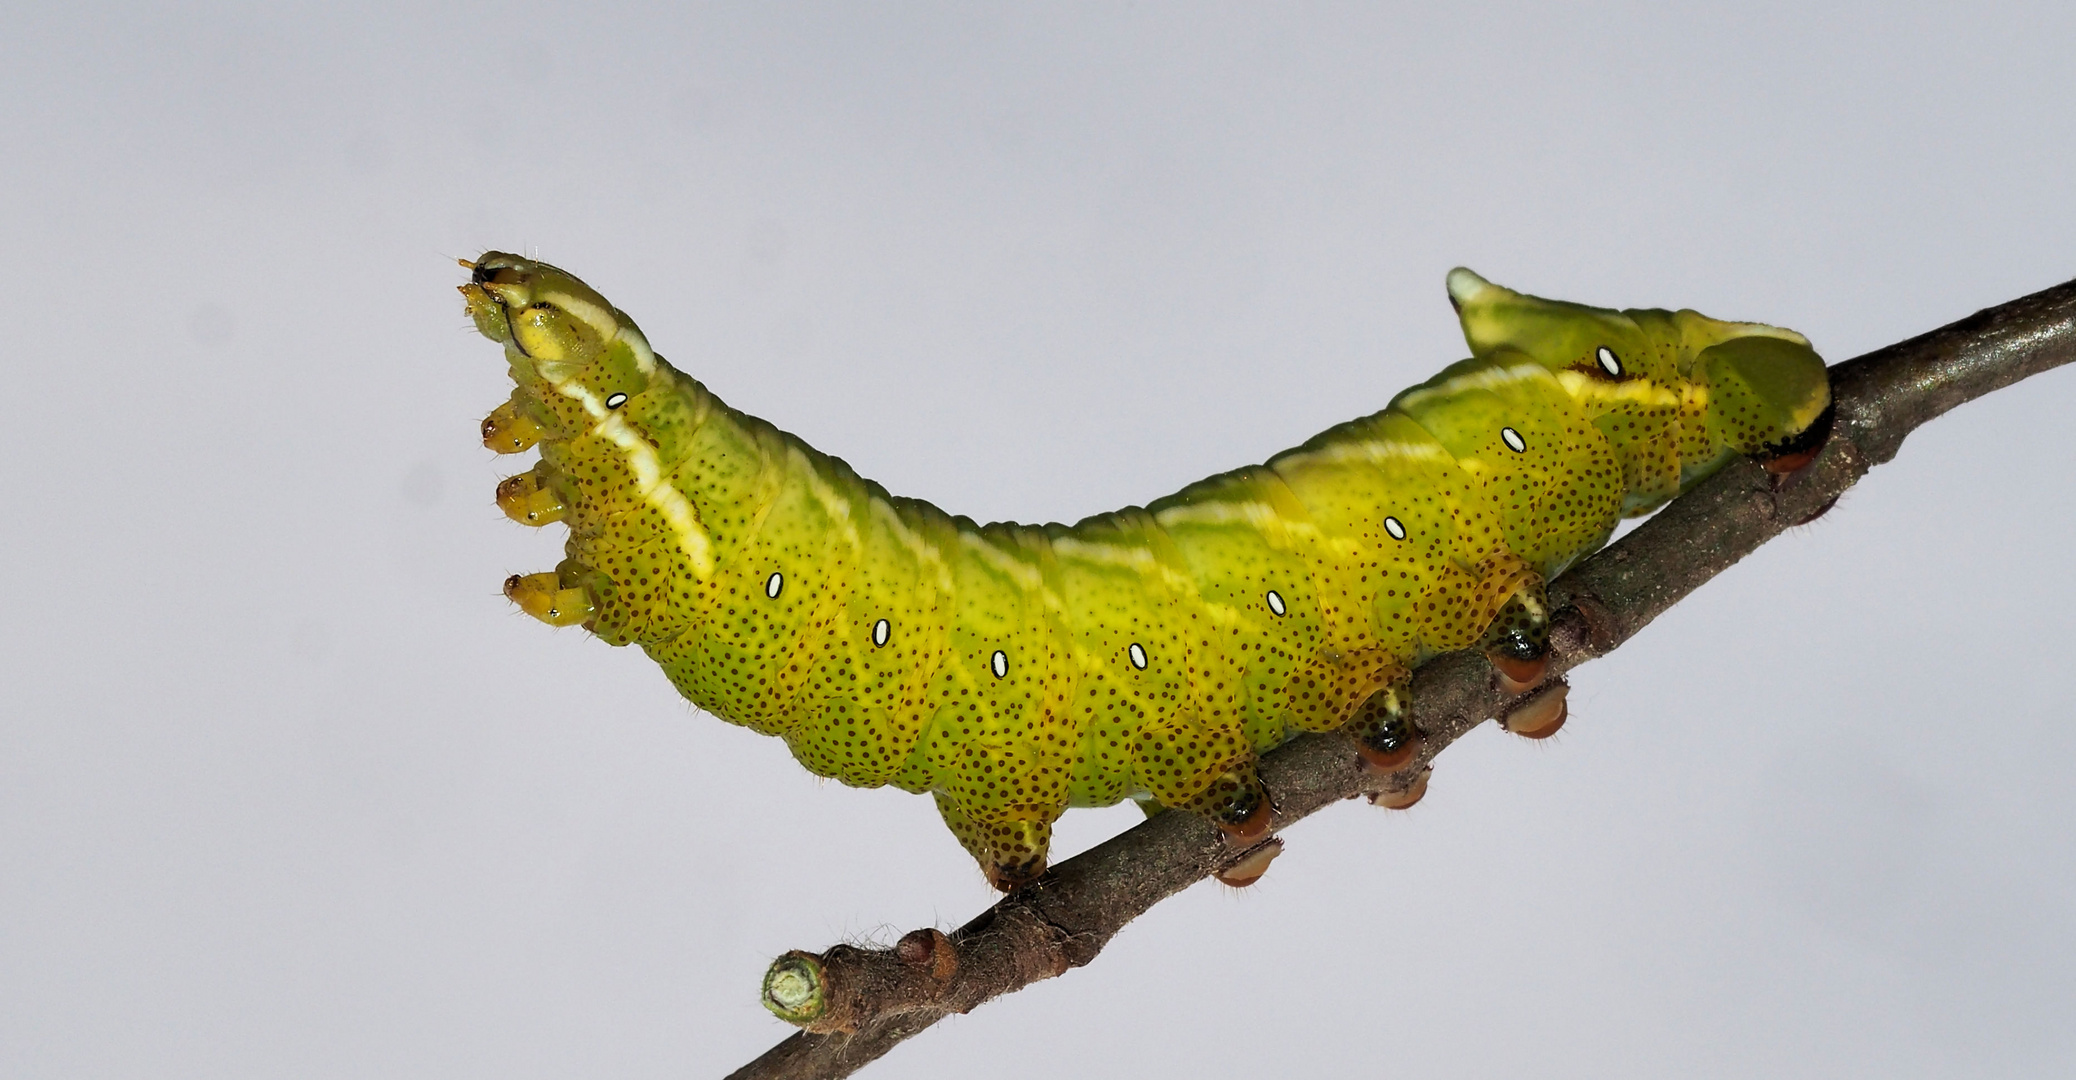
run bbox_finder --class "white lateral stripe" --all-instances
[1554,370,1679,407]
[958,531,1046,591]
[618,328,658,375]
[538,289,617,344]
[1152,500,1278,529]
[1287,438,1453,468]
[598,414,715,579]
[1396,362,1556,410]
[1051,535,1161,569]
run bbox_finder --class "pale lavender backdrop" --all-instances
[3,3,2073,1077]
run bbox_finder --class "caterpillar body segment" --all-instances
[460,256,1831,889]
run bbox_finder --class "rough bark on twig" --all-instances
[728,277,2076,1080]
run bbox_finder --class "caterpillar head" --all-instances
[1445,268,1831,465]
[459,252,659,426]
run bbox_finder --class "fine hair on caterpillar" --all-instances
[459,254,1831,891]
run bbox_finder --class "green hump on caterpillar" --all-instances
[459,253,1831,891]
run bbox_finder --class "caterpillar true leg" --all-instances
[504,571,596,628]
[481,397,546,454]
[495,465,568,526]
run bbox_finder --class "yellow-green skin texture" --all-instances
[462,256,1830,887]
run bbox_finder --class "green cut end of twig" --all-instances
[762,952,829,1025]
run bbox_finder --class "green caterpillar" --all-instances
[460,255,1831,890]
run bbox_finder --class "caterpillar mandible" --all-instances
[459,255,1832,890]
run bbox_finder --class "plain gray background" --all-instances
[4,3,2073,1077]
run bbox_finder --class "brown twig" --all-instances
[728,276,2076,1080]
